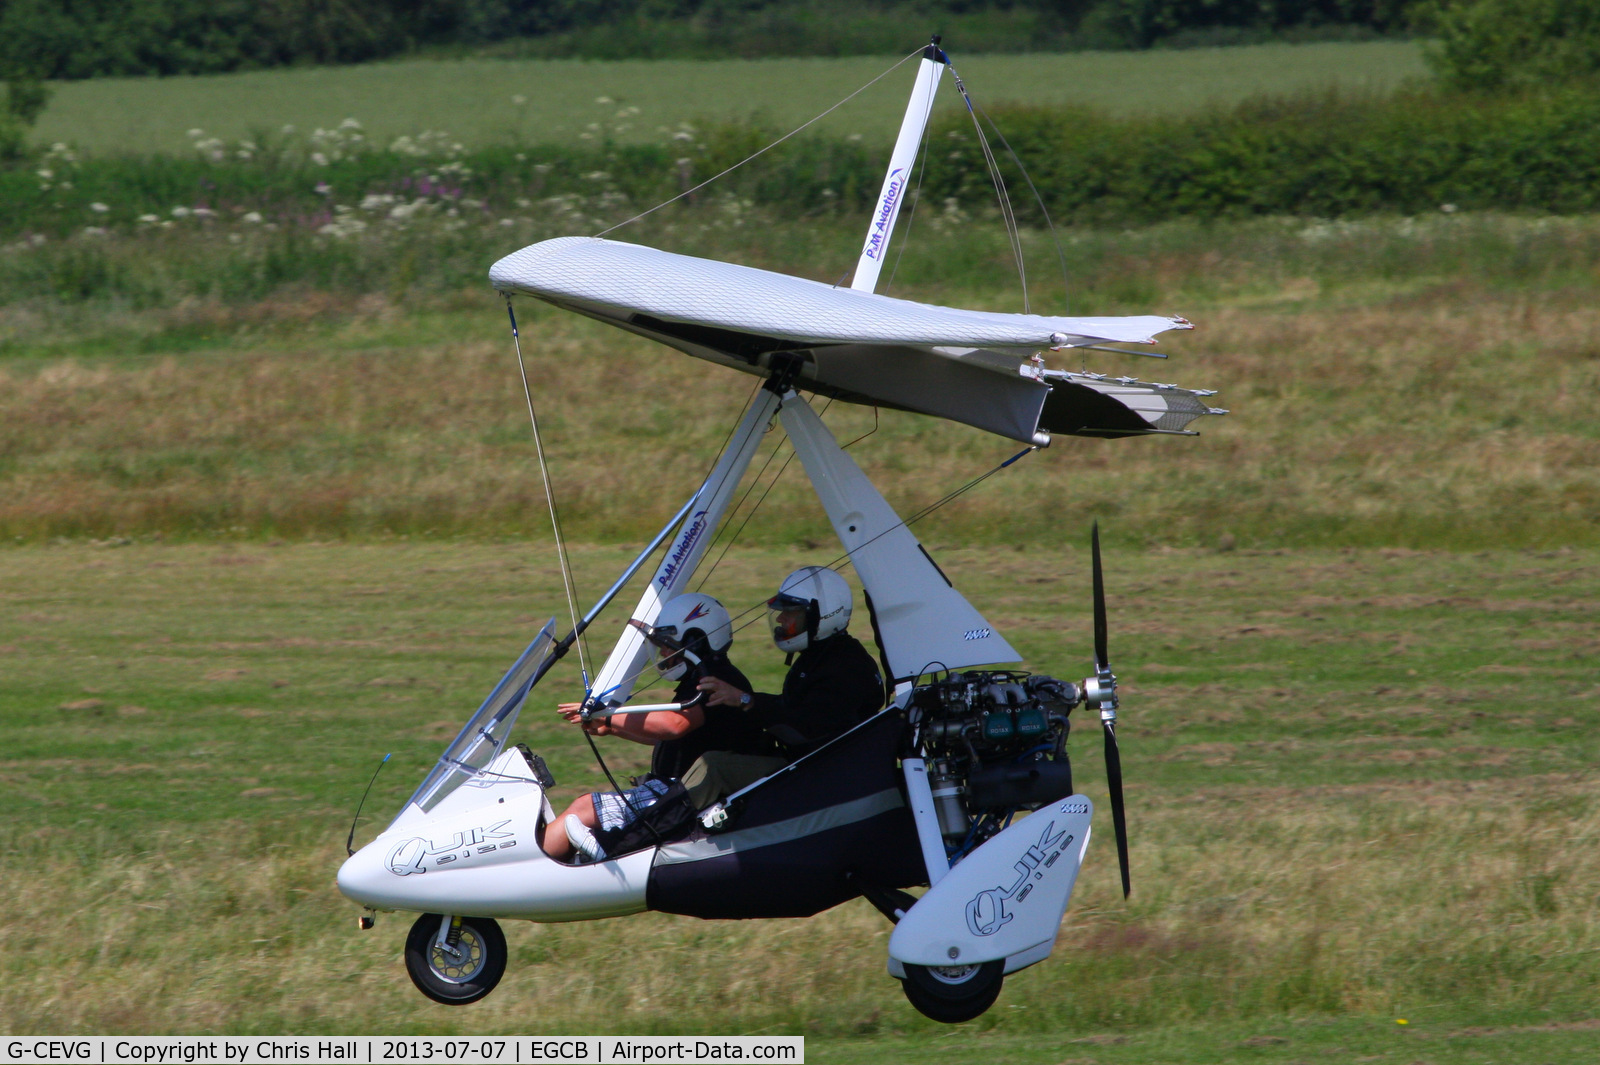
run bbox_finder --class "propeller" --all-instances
[1084,522,1131,899]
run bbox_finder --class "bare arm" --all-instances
[556,701,705,746]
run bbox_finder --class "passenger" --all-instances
[541,593,773,863]
[691,566,884,801]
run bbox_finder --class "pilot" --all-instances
[542,592,774,863]
[692,565,884,799]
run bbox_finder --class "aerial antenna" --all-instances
[345,752,391,857]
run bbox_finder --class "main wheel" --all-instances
[403,913,507,1005]
[900,960,1005,1023]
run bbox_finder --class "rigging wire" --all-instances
[506,296,590,681]
[594,47,925,239]
[694,395,836,595]
[970,98,1074,315]
[718,442,1037,645]
[596,440,1035,703]
[947,64,1028,312]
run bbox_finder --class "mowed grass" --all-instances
[0,540,1595,1061]
[29,42,1429,157]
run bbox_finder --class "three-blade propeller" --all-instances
[1087,522,1131,899]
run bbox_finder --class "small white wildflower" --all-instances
[314,182,331,195]
[311,152,329,166]
[82,226,108,238]
[138,214,159,224]
[89,202,109,213]
[499,218,515,226]
[193,207,216,219]
[511,94,527,105]
[672,131,693,142]
[595,95,613,105]
[171,206,192,218]
[339,117,363,130]
[187,128,204,138]
[35,169,52,180]
[242,211,263,223]
[1440,203,1458,213]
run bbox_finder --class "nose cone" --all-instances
[338,836,400,909]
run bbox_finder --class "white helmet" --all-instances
[768,566,852,653]
[648,593,732,680]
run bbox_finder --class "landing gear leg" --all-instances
[403,913,507,1005]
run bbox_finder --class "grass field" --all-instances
[29,42,1429,157]
[1,540,1595,1060]
[5,44,1598,1051]
[3,211,1597,550]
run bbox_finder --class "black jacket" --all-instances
[749,632,884,756]
[650,654,772,779]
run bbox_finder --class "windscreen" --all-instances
[399,618,558,818]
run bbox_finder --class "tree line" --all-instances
[0,0,1422,79]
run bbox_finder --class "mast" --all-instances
[851,36,948,295]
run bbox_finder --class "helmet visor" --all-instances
[769,606,808,645]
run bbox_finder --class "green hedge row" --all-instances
[927,82,1600,224]
[9,82,1600,247]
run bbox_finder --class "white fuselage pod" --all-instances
[337,750,652,922]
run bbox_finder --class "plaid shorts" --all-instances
[591,777,673,832]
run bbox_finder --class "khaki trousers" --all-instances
[682,751,787,809]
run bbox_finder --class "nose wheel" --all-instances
[900,960,1005,1023]
[404,913,507,1004]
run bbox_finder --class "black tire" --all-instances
[900,960,1005,1024]
[403,913,507,1005]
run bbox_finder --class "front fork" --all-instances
[433,914,465,961]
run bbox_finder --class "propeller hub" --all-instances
[1083,672,1118,713]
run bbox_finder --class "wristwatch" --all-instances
[738,692,753,708]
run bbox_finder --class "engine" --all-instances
[909,670,1080,854]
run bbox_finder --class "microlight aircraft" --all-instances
[337,38,1225,1022]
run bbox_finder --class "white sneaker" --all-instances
[565,815,606,864]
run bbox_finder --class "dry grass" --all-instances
[1,276,1596,548]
